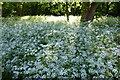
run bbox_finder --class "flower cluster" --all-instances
[1,16,119,79]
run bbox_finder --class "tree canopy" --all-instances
[2,2,120,18]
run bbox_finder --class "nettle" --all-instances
[1,17,119,79]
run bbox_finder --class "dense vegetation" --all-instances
[2,2,120,20]
[1,16,120,79]
[1,1,120,80]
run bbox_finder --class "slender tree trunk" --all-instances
[22,3,25,16]
[74,2,76,16]
[66,1,69,21]
[106,2,109,14]
[16,3,19,16]
[0,3,2,17]
[81,2,98,22]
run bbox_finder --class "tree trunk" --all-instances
[22,3,25,16]
[66,1,69,21]
[106,2,111,15]
[0,3,2,17]
[81,2,90,22]
[81,2,98,22]
[16,3,19,16]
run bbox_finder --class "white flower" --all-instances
[51,73,56,78]
[43,67,49,72]
[36,65,44,69]
[99,75,105,78]
[41,75,46,78]
[2,16,118,78]
[2,52,6,55]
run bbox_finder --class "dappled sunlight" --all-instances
[44,16,81,23]
[21,16,30,20]
[2,1,120,79]
[93,16,119,25]
[2,16,119,79]
[45,16,65,22]
[19,16,81,24]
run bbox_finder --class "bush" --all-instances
[1,16,119,79]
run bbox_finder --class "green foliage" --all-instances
[2,2,120,17]
[1,16,119,79]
